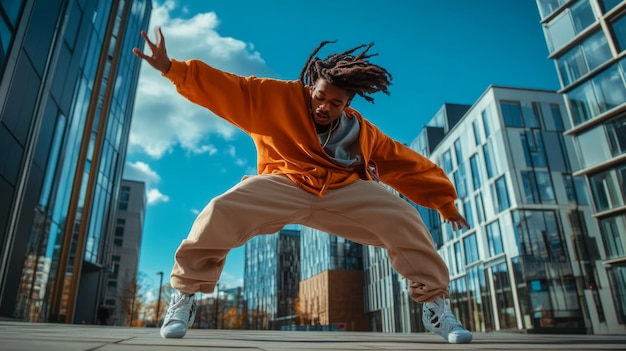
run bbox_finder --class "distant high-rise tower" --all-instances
[103,179,146,326]
[536,0,626,333]
[0,0,151,324]
[243,227,300,330]
[298,226,370,331]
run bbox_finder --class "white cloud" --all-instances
[123,161,169,205]
[218,271,243,289]
[123,161,160,184]
[147,188,170,205]
[129,0,274,159]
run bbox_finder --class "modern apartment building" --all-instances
[536,0,626,331]
[102,179,146,326]
[243,227,300,330]
[298,226,370,331]
[0,0,151,323]
[362,106,471,334]
[409,86,609,334]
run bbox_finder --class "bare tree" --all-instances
[118,272,149,326]
[293,294,312,326]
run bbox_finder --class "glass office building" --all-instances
[536,0,626,332]
[409,86,602,333]
[243,228,300,330]
[0,0,151,323]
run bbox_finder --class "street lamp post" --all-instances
[214,283,219,329]
[156,271,164,326]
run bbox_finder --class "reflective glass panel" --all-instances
[592,65,626,114]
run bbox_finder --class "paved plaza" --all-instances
[0,320,625,350]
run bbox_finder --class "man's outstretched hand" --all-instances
[445,212,470,232]
[132,26,171,74]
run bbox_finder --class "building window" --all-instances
[527,102,542,128]
[492,176,510,213]
[599,213,626,260]
[569,63,626,125]
[475,194,485,223]
[469,154,481,190]
[521,131,547,168]
[119,185,130,210]
[463,199,474,229]
[612,13,626,52]
[453,164,467,199]
[577,124,612,168]
[486,220,504,256]
[601,0,623,12]
[557,30,611,87]
[606,114,626,157]
[454,241,464,274]
[513,210,566,260]
[537,0,568,19]
[472,119,482,145]
[491,262,516,329]
[589,168,625,212]
[481,109,491,137]
[463,234,479,264]
[568,79,598,125]
[607,265,626,323]
[483,142,495,179]
[593,65,626,114]
[544,0,596,53]
[562,174,577,203]
[549,104,564,131]
[442,149,453,174]
[536,171,555,202]
[454,138,463,165]
[501,101,524,127]
[522,171,541,204]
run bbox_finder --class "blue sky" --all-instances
[124,0,561,297]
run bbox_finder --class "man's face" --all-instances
[310,78,351,126]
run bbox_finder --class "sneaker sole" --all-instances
[160,329,186,338]
[448,332,473,344]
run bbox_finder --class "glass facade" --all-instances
[243,228,300,330]
[0,0,151,323]
[300,227,363,280]
[538,0,626,330]
[408,86,597,333]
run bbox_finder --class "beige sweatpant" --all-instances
[171,174,450,303]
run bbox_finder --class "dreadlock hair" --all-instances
[299,40,392,104]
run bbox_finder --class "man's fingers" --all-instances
[132,48,148,60]
[140,30,157,50]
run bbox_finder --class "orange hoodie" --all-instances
[164,59,460,219]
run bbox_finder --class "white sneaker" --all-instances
[422,297,473,344]
[160,291,197,338]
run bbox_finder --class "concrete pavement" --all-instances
[0,320,625,350]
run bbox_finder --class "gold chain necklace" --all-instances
[321,120,339,149]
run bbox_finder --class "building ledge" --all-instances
[604,256,626,266]
[593,205,626,219]
[573,154,626,177]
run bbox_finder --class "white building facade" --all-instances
[409,86,609,333]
